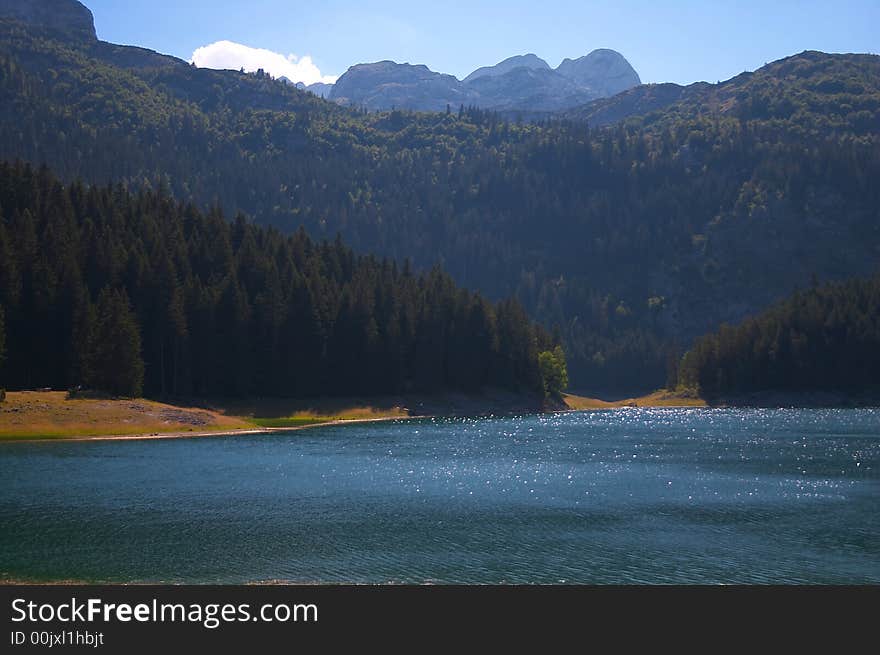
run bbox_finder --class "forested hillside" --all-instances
[678,276,880,395]
[0,162,551,397]
[1,3,879,393]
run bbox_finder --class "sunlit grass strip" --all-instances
[248,417,332,428]
[0,424,240,441]
[562,390,707,410]
[0,391,253,441]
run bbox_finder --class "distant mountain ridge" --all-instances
[463,53,551,83]
[330,60,470,112]
[564,50,880,128]
[0,0,641,114]
[562,82,707,127]
[328,49,641,112]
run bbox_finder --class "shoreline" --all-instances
[0,414,429,445]
[2,388,876,445]
[4,404,708,445]
[0,389,546,443]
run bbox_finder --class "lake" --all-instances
[1,408,878,584]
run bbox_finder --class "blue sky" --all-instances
[84,0,879,85]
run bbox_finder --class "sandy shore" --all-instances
[0,389,553,443]
[0,388,712,444]
[3,414,427,445]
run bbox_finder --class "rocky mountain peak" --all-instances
[464,53,551,83]
[556,48,641,96]
[330,60,466,111]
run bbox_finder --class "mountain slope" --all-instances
[562,82,705,127]
[1,0,879,393]
[555,48,641,96]
[330,48,641,112]
[330,60,467,111]
[464,66,598,111]
[463,53,551,83]
[566,50,880,130]
[305,81,333,97]
[679,275,880,395]
[0,0,95,41]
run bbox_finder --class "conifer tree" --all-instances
[88,287,145,397]
[0,303,6,376]
[0,162,552,398]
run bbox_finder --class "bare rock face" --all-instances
[463,53,551,83]
[0,0,97,41]
[331,61,471,112]
[331,49,641,113]
[555,49,641,97]
[305,82,334,98]
[466,66,590,112]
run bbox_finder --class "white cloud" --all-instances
[190,40,337,85]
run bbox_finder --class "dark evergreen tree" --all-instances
[87,287,145,397]
[0,162,551,398]
[678,276,880,395]
[0,304,6,378]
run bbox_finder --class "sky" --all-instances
[84,0,879,86]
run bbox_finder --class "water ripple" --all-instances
[0,408,878,583]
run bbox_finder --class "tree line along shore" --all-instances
[1,160,877,440]
[0,162,570,404]
[0,389,704,442]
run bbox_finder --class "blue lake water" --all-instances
[1,408,878,584]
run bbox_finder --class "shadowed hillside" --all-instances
[1,1,879,393]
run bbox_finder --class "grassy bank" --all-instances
[9,385,870,443]
[0,388,710,442]
[217,396,411,429]
[0,389,544,441]
[563,389,707,410]
[0,391,420,441]
[0,392,253,440]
